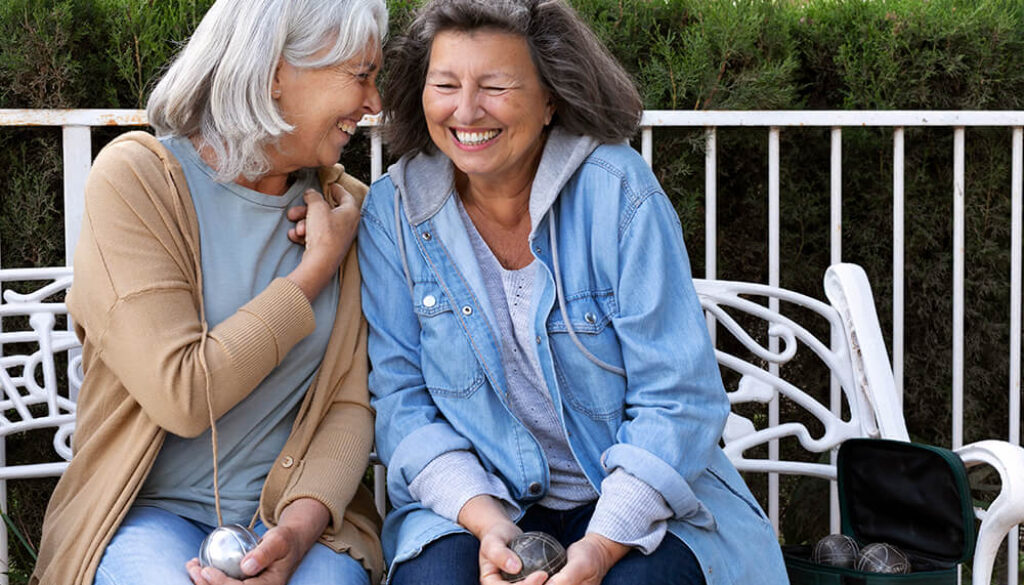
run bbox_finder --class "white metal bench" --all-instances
[1,263,1022,584]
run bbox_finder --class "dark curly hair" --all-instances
[381,0,643,157]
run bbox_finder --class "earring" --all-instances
[272,89,282,99]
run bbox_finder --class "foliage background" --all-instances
[2,0,1023,582]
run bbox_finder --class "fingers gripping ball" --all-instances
[811,534,860,568]
[199,524,261,579]
[855,542,912,574]
[499,531,568,582]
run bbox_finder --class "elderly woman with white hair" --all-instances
[30,1,387,584]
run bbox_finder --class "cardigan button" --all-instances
[281,456,294,468]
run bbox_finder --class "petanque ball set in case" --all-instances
[784,438,976,585]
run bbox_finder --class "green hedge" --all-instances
[2,0,1023,581]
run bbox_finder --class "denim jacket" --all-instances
[358,127,787,584]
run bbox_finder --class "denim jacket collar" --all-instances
[388,126,600,237]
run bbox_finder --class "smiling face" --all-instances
[422,30,555,190]
[270,44,382,174]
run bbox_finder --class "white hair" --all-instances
[147,0,387,182]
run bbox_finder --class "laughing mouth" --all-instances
[338,120,357,135]
[453,128,501,145]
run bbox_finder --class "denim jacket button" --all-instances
[527,482,542,496]
[461,306,473,316]
[422,232,432,241]
[535,335,542,344]
[584,312,597,324]
[422,295,436,308]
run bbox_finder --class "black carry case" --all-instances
[784,438,976,585]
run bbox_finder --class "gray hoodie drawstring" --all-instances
[548,206,626,377]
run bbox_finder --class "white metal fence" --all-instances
[1,109,1021,583]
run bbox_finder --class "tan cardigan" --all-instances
[31,132,383,584]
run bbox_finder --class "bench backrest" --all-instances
[0,263,907,484]
[0,263,920,579]
[695,263,909,481]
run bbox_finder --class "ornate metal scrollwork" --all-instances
[0,267,78,478]
[694,279,879,479]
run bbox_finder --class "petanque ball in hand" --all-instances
[199,524,261,580]
[499,531,568,583]
[811,534,860,568]
[855,542,912,574]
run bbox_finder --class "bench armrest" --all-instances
[955,440,1024,585]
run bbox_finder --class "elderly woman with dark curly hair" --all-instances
[358,1,789,584]
[32,1,388,584]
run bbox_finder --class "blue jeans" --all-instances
[93,505,370,585]
[389,503,706,585]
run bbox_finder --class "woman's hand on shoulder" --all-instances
[285,184,359,301]
[286,203,307,245]
[544,533,630,585]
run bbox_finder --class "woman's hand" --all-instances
[286,203,307,245]
[477,522,547,585]
[544,533,630,585]
[456,495,548,585]
[285,184,359,301]
[185,498,331,585]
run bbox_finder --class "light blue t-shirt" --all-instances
[135,136,339,526]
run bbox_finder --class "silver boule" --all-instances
[855,542,911,574]
[812,534,860,568]
[199,524,260,579]
[499,531,567,582]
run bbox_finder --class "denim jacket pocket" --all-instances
[412,282,485,399]
[546,290,625,420]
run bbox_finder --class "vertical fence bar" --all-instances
[706,128,718,281]
[1008,127,1023,585]
[371,130,383,182]
[0,441,6,585]
[893,128,906,404]
[768,127,781,531]
[62,126,92,267]
[705,128,718,342]
[641,126,653,168]
[952,128,965,450]
[830,128,843,265]
[829,127,842,533]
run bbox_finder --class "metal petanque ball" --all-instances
[499,531,568,582]
[855,542,912,574]
[811,534,860,568]
[199,524,261,580]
